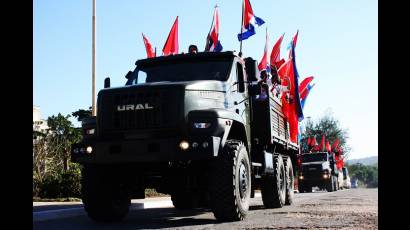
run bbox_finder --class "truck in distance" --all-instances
[298,151,339,192]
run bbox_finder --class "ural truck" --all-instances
[71,51,299,222]
[298,152,339,192]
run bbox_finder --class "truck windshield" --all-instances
[135,60,232,83]
[302,153,328,162]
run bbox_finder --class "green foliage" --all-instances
[33,111,84,199]
[37,163,82,198]
[72,107,92,122]
[346,163,378,188]
[301,110,350,155]
[38,173,62,198]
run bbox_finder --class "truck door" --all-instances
[233,61,251,145]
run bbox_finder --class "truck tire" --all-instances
[326,176,334,192]
[261,154,286,208]
[171,190,196,210]
[81,165,130,222]
[284,157,294,205]
[298,182,305,193]
[209,140,251,221]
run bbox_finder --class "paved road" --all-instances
[33,188,378,230]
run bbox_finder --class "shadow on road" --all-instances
[35,207,217,230]
[122,207,216,229]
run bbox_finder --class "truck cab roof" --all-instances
[135,51,241,67]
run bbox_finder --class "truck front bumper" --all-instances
[71,136,221,164]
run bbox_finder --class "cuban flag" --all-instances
[237,0,265,41]
[288,30,304,121]
[206,6,223,52]
[299,76,315,109]
[258,29,270,72]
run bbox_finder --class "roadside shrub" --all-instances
[37,163,82,199]
[38,173,62,198]
[60,164,82,197]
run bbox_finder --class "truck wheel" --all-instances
[171,190,196,210]
[81,165,130,222]
[333,176,338,191]
[261,154,286,208]
[306,186,312,193]
[298,183,305,193]
[209,140,251,221]
[284,157,294,205]
[326,176,334,192]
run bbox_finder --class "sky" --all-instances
[33,0,378,160]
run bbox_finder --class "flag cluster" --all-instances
[138,0,317,147]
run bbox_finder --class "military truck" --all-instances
[71,51,299,222]
[298,152,339,192]
[342,167,351,189]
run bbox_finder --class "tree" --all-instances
[72,106,92,122]
[301,110,350,156]
[47,113,82,172]
[346,163,378,188]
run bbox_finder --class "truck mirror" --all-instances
[104,77,110,88]
[237,63,245,93]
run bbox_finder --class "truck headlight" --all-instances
[179,140,189,150]
[299,175,304,180]
[193,122,211,129]
[323,174,329,179]
[86,146,93,154]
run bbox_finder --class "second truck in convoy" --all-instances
[298,151,340,192]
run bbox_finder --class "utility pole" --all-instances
[92,0,97,116]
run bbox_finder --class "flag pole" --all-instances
[91,0,97,116]
[239,0,244,56]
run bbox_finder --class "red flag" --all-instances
[310,136,316,147]
[278,58,298,143]
[142,33,156,58]
[331,138,340,151]
[270,33,284,67]
[162,16,179,56]
[307,137,311,146]
[326,140,331,152]
[335,154,343,170]
[258,29,270,71]
[275,58,285,69]
[278,58,294,83]
[318,135,325,151]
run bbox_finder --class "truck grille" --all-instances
[112,92,161,129]
[98,88,183,134]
